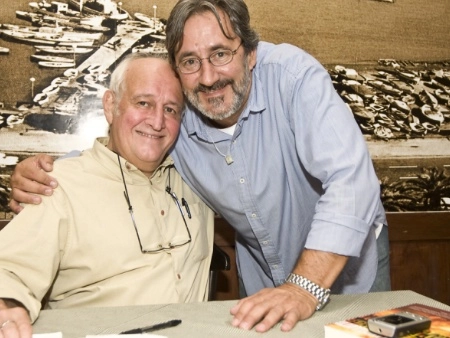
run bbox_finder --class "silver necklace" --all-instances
[206,128,234,165]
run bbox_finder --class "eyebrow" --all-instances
[177,43,231,61]
[135,93,183,110]
[131,93,154,102]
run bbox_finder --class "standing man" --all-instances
[1,54,214,338]
[165,0,390,332]
[8,0,390,333]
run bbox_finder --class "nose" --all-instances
[197,59,220,87]
[146,108,165,131]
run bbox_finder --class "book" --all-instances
[325,303,450,338]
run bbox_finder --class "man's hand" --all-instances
[230,283,317,332]
[0,299,32,338]
[9,154,57,214]
[230,249,348,333]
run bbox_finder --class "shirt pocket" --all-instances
[182,201,213,262]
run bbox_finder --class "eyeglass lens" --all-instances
[177,42,242,74]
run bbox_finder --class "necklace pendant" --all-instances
[225,155,234,165]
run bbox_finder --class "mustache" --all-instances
[194,79,233,94]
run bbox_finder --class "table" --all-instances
[33,291,450,338]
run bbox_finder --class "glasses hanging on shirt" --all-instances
[116,153,192,253]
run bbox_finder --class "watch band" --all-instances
[285,273,331,311]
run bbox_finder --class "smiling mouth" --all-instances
[137,131,162,139]
[201,89,224,99]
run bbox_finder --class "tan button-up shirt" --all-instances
[0,139,214,322]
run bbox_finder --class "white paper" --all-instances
[33,332,63,338]
[32,332,166,338]
[86,335,167,338]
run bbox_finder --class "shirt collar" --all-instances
[92,137,174,183]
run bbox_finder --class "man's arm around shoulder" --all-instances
[9,154,58,214]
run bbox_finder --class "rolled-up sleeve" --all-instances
[290,63,381,256]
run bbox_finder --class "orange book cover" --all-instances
[325,303,450,338]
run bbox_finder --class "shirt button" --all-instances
[251,213,257,218]
[177,274,181,280]
[239,178,245,184]
[273,265,278,269]
[262,240,268,245]
[161,210,165,216]
[125,163,131,170]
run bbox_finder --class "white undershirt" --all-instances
[219,124,237,135]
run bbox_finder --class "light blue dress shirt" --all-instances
[172,41,386,295]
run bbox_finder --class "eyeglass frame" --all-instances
[176,42,243,74]
[116,153,192,253]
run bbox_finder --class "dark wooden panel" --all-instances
[213,245,239,300]
[389,240,450,305]
[386,212,450,241]
[387,212,450,305]
[0,220,8,231]
[213,217,239,300]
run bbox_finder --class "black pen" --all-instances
[120,319,182,334]
[182,198,192,219]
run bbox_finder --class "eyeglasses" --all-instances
[117,153,192,253]
[176,42,243,74]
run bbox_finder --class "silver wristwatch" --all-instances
[285,273,331,311]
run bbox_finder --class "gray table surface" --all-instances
[33,291,450,338]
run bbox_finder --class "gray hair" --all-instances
[109,52,169,101]
[165,0,259,68]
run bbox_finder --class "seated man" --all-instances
[0,53,214,338]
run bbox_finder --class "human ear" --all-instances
[103,90,115,124]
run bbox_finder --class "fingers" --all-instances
[11,155,58,191]
[16,319,32,338]
[1,320,21,338]
[35,154,55,173]
[0,309,32,338]
[231,290,289,332]
[7,200,23,214]
[1,321,33,338]
[231,293,271,330]
[9,186,42,208]
[230,284,317,333]
[9,155,58,212]
[279,311,299,332]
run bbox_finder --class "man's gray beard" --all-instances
[185,61,251,122]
